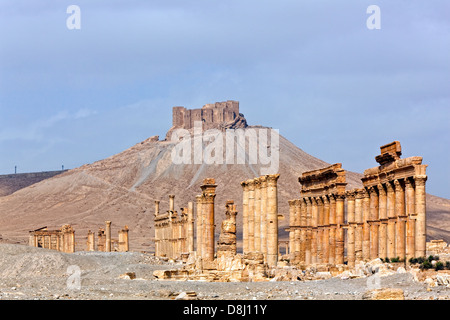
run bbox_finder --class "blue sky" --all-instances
[0,1,449,198]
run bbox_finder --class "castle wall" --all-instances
[171,100,240,130]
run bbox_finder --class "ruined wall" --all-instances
[170,100,246,133]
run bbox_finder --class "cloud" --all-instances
[0,109,98,143]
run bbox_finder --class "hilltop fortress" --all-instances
[166,100,248,139]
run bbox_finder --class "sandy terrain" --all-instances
[0,243,448,301]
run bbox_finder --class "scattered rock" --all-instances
[119,272,136,280]
[362,288,405,300]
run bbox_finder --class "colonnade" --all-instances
[87,221,129,252]
[288,142,428,268]
[154,195,194,259]
[240,174,280,267]
[29,225,75,253]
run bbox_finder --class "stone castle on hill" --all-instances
[166,100,248,139]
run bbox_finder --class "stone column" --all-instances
[346,191,356,268]
[169,195,175,212]
[354,190,364,263]
[188,201,194,252]
[288,200,296,262]
[247,179,255,252]
[386,182,396,259]
[260,175,268,259]
[266,174,280,267]
[300,198,307,264]
[195,194,203,257]
[294,199,301,263]
[254,178,261,252]
[201,179,217,262]
[305,197,312,265]
[405,178,416,260]
[87,230,95,251]
[378,184,388,260]
[310,197,318,264]
[119,226,129,252]
[317,197,324,263]
[328,195,336,265]
[105,221,112,252]
[394,179,406,260]
[321,196,330,265]
[155,200,160,216]
[362,189,370,261]
[154,200,160,256]
[414,175,427,257]
[335,194,345,265]
[368,186,379,260]
[241,181,249,254]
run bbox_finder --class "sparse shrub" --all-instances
[420,260,432,270]
[435,261,444,271]
[384,257,390,263]
[409,258,418,264]
[391,257,400,263]
[445,261,450,270]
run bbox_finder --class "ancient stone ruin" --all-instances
[28,221,129,253]
[153,195,194,260]
[87,221,130,252]
[152,141,429,282]
[287,141,428,268]
[29,225,75,253]
[166,100,248,139]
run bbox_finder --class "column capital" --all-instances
[335,193,346,201]
[404,177,415,188]
[266,173,280,185]
[240,180,249,190]
[377,183,386,195]
[386,181,395,192]
[367,185,378,196]
[259,175,268,186]
[321,195,330,204]
[247,178,255,189]
[345,190,357,200]
[414,175,427,186]
[393,178,403,187]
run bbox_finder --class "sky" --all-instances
[0,1,449,198]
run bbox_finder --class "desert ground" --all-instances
[0,243,448,301]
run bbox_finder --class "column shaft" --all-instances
[266,174,280,267]
[414,176,427,257]
[335,195,345,265]
[394,179,406,260]
[386,182,396,259]
[369,187,379,260]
